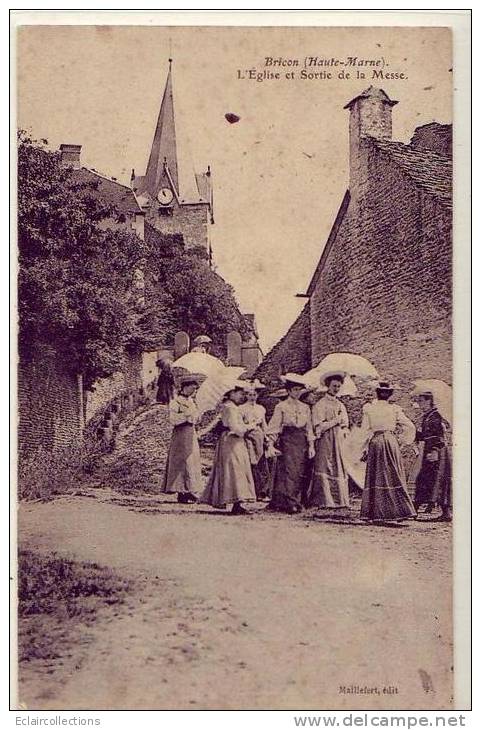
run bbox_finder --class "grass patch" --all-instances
[18,551,134,664]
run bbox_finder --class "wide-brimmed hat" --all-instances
[270,388,288,399]
[375,380,394,396]
[193,335,212,346]
[179,372,205,387]
[280,373,307,388]
[242,378,266,392]
[320,370,346,386]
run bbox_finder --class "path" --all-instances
[18,490,453,710]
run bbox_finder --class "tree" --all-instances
[18,131,144,390]
[143,223,249,352]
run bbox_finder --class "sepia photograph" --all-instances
[11,12,470,714]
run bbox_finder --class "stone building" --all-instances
[131,60,214,256]
[18,62,263,459]
[255,86,452,408]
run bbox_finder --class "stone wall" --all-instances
[85,350,144,424]
[254,303,311,386]
[145,202,209,250]
[18,345,82,457]
[309,138,452,411]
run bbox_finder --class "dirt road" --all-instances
[17,491,452,710]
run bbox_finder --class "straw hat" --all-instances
[192,335,212,346]
[178,373,205,387]
[242,378,266,392]
[280,373,307,388]
[320,370,346,385]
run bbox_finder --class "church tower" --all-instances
[132,60,214,256]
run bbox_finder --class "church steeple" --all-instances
[132,59,213,254]
[143,58,179,197]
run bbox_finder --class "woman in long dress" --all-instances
[201,385,256,514]
[360,381,417,522]
[162,373,203,503]
[413,392,452,521]
[239,382,270,499]
[267,376,315,514]
[307,373,350,510]
[299,389,321,506]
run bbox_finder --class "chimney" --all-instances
[344,86,398,196]
[59,143,82,169]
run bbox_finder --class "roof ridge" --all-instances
[82,166,135,191]
[371,138,452,163]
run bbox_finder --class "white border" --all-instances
[7,7,472,725]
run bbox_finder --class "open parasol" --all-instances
[312,352,379,380]
[196,366,246,416]
[412,379,453,425]
[172,351,225,377]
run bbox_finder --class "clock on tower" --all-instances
[157,187,174,206]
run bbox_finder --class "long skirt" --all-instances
[201,432,256,508]
[307,428,349,508]
[269,427,309,512]
[415,446,452,508]
[162,424,202,495]
[245,429,270,498]
[360,431,416,521]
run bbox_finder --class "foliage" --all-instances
[18,131,144,389]
[143,223,249,349]
[17,441,103,501]
[18,551,133,664]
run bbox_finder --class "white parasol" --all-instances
[312,352,379,380]
[412,379,453,425]
[172,351,225,377]
[196,366,246,416]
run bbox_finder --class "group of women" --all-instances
[162,371,452,523]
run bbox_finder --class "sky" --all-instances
[16,24,452,352]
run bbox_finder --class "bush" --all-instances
[17,441,103,501]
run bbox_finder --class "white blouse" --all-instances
[222,401,251,438]
[267,397,314,444]
[168,394,200,427]
[239,402,267,430]
[312,394,349,434]
[361,400,415,445]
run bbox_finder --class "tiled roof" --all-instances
[372,138,452,209]
[72,167,143,215]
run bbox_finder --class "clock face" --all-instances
[157,187,173,205]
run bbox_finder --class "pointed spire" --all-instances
[144,60,179,196]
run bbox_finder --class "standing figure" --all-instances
[201,384,256,514]
[413,392,452,521]
[307,373,350,510]
[162,373,203,503]
[267,375,315,514]
[191,334,212,354]
[239,381,270,499]
[360,381,417,522]
[299,389,321,506]
[156,358,175,405]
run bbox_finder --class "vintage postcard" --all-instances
[12,11,471,713]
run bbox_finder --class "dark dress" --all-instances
[414,408,452,508]
[270,427,310,511]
